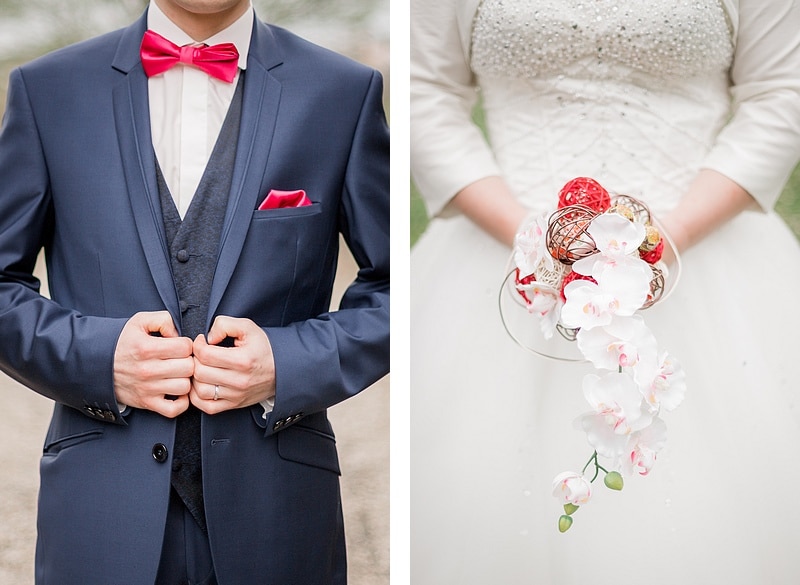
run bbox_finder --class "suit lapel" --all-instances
[107,14,284,329]
[207,19,284,324]
[111,14,181,323]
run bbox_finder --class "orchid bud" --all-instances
[563,503,579,516]
[604,471,624,491]
[558,514,574,533]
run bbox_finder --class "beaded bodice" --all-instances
[470,0,734,214]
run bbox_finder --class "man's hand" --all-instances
[113,311,194,418]
[190,316,276,414]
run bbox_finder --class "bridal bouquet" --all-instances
[509,177,686,532]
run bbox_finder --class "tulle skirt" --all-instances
[411,210,800,584]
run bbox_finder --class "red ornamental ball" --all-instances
[560,270,597,301]
[557,177,611,213]
[640,239,664,264]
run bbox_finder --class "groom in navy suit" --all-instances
[0,0,389,583]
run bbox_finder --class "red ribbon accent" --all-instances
[140,29,239,83]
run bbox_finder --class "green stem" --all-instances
[581,450,608,482]
[581,451,595,474]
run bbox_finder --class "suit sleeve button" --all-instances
[152,443,168,463]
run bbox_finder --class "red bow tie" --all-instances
[140,29,239,83]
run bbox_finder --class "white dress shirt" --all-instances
[147,1,253,218]
[144,2,273,415]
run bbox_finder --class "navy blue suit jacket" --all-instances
[0,12,389,585]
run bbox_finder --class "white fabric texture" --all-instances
[411,1,800,583]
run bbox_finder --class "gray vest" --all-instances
[157,75,244,532]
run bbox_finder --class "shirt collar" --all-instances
[147,1,253,70]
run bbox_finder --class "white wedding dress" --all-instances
[411,1,800,583]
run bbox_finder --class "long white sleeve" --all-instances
[410,0,501,218]
[703,0,800,210]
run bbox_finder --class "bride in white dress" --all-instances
[411,1,800,583]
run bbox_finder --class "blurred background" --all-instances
[0,1,389,583]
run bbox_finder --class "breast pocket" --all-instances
[251,201,323,220]
[226,201,334,324]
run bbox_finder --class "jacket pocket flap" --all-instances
[44,406,107,453]
[277,424,340,475]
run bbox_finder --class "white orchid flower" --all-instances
[587,212,646,261]
[560,263,652,330]
[621,417,668,477]
[514,212,555,276]
[552,471,592,506]
[576,315,659,384]
[580,372,654,458]
[639,351,687,412]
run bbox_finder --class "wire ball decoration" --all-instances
[643,264,666,309]
[556,323,579,341]
[500,195,683,362]
[545,205,600,265]
[517,261,568,292]
[609,194,651,224]
[499,267,587,362]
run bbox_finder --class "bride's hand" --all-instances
[656,169,756,261]
[452,176,529,247]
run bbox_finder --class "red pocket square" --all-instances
[258,189,312,210]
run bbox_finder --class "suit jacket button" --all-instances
[152,443,168,463]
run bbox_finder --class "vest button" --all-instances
[179,300,189,313]
[152,443,168,463]
[176,249,190,262]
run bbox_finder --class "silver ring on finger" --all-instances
[213,384,220,401]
